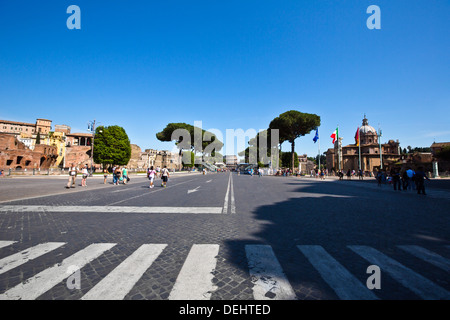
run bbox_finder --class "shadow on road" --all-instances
[222,179,450,299]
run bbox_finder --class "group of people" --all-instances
[65,163,130,188]
[147,165,169,188]
[66,163,91,188]
[110,166,129,185]
[379,166,430,195]
[337,169,365,181]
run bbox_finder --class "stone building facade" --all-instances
[326,116,401,174]
[0,133,57,170]
[0,118,52,135]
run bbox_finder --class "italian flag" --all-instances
[330,127,338,144]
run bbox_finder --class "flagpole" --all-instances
[318,128,321,173]
[337,125,341,172]
[358,127,361,172]
[378,125,383,170]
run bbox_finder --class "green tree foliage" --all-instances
[315,154,327,166]
[239,130,275,165]
[182,151,195,168]
[93,125,131,167]
[156,123,223,164]
[269,110,320,171]
[280,151,299,168]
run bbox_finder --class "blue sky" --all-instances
[1,1,449,159]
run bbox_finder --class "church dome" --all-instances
[359,115,378,145]
[359,116,377,134]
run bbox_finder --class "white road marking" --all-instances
[0,205,223,214]
[222,174,231,214]
[187,186,200,194]
[82,244,167,300]
[230,173,236,214]
[0,242,66,275]
[398,245,450,272]
[108,178,197,205]
[169,244,219,300]
[0,241,16,250]
[0,243,116,300]
[349,245,450,300]
[245,245,297,300]
[297,245,378,300]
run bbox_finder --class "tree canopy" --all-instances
[269,110,320,171]
[156,122,223,164]
[93,125,131,167]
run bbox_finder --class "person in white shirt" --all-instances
[66,163,79,189]
[81,164,89,187]
[160,166,169,187]
[147,166,157,188]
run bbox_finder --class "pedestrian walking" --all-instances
[103,168,108,184]
[81,164,89,187]
[391,167,401,191]
[414,166,430,195]
[114,167,122,185]
[406,167,415,190]
[148,166,157,188]
[122,167,128,184]
[346,169,351,180]
[376,170,382,186]
[66,163,79,188]
[402,169,409,190]
[160,165,169,187]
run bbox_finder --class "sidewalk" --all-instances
[299,175,450,200]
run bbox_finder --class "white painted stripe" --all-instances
[109,178,197,205]
[0,243,116,300]
[245,245,296,300]
[0,205,223,214]
[398,245,450,272]
[169,244,219,300]
[0,241,16,249]
[82,244,167,300]
[349,246,450,300]
[222,174,231,214]
[0,242,66,275]
[230,173,236,214]
[297,245,378,300]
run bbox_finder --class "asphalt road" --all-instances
[0,172,448,301]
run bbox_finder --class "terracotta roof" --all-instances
[0,119,35,127]
[67,133,93,137]
[431,142,450,148]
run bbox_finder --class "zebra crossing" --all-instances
[0,240,448,300]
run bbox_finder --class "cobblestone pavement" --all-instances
[0,172,448,300]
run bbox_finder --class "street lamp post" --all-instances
[88,120,97,175]
[378,126,383,170]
